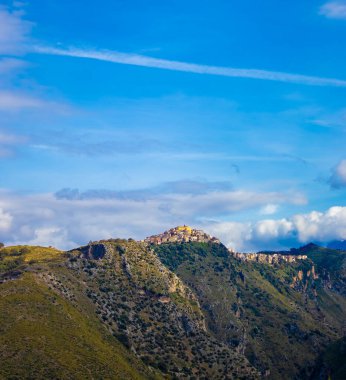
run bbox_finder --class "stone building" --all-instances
[143,225,220,245]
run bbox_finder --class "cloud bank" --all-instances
[1,185,344,252]
[205,206,346,251]
[33,46,346,87]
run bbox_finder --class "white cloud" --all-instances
[0,208,12,231]
[33,45,346,87]
[260,204,279,215]
[205,221,252,252]
[166,191,305,217]
[0,187,306,250]
[17,227,75,249]
[0,6,33,54]
[329,159,346,188]
[292,207,346,242]
[0,3,345,88]
[254,219,293,240]
[0,186,344,252]
[206,206,346,251]
[320,2,346,19]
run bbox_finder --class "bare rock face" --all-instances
[69,243,109,260]
[143,225,220,245]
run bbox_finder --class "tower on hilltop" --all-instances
[176,225,192,233]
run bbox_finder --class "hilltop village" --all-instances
[144,225,308,264]
[143,225,221,245]
[230,251,308,264]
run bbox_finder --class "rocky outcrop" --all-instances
[68,243,112,260]
[0,269,22,284]
[143,225,220,245]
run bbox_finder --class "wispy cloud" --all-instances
[0,5,33,54]
[320,2,346,19]
[0,91,45,109]
[2,3,344,88]
[329,159,346,188]
[55,180,234,201]
[33,46,346,87]
[0,130,27,158]
[0,58,27,74]
[29,141,310,162]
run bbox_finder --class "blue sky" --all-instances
[0,0,346,250]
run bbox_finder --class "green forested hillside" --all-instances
[0,242,258,379]
[154,242,346,379]
[291,244,346,295]
[0,247,159,380]
[0,239,345,380]
[310,336,346,380]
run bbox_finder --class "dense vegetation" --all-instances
[65,240,257,379]
[310,337,346,380]
[0,272,153,380]
[154,242,346,379]
[1,239,345,379]
[0,241,258,379]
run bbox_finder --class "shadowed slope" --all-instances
[153,242,346,379]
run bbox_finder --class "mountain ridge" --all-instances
[0,228,345,379]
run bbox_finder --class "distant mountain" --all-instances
[327,240,346,251]
[1,230,345,379]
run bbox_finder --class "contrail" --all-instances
[33,45,346,87]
